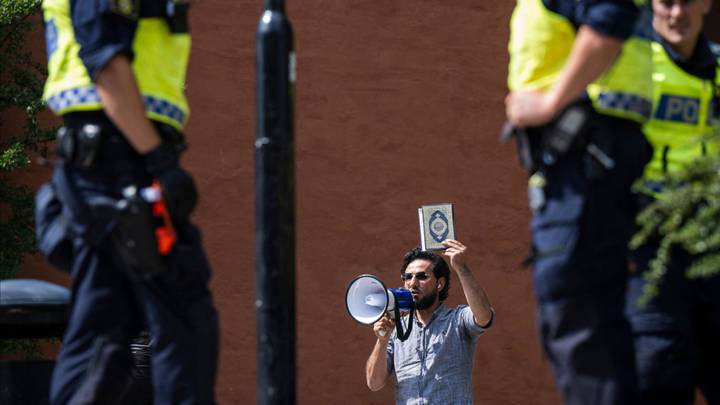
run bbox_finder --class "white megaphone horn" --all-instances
[345,274,415,341]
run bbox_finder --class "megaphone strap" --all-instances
[395,303,414,342]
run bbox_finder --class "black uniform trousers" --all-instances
[49,115,219,405]
[626,237,720,405]
[529,114,651,405]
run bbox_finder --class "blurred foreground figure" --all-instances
[37,0,219,403]
[625,1,720,404]
[505,0,653,404]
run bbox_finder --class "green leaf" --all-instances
[1,1,54,280]
[632,132,720,304]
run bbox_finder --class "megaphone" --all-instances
[345,274,415,341]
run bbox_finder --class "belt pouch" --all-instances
[34,182,73,272]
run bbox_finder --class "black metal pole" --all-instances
[255,0,295,404]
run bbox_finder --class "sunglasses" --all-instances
[401,271,431,281]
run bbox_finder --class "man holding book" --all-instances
[365,240,494,404]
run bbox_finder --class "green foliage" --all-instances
[1,0,54,281]
[0,338,41,359]
[0,181,36,278]
[631,134,720,305]
[0,0,41,24]
[1,0,55,358]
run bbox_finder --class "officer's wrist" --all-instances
[544,90,564,117]
[135,136,162,155]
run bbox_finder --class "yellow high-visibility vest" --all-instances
[642,41,720,182]
[42,0,191,130]
[508,0,653,123]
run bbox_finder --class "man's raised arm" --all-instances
[442,239,494,326]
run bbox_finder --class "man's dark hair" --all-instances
[400,247,450,301]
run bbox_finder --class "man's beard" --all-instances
[414,289,438,310]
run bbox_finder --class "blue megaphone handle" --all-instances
[388,288,413,312]
[388,288,414,342]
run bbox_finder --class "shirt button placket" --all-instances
[418,326,425,395]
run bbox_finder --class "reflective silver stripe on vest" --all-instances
[596,91,652,120]
[46,87,186,127]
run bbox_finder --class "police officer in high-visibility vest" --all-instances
[39,0,219,403]
[504,1,653,404]
[625,0,720,404]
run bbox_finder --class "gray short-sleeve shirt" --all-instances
[387,304,492,405]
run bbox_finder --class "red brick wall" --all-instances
[14,1,718,404]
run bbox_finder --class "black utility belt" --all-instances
[56,118,186,170]
[56,124,108,170]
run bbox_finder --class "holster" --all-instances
[503,100,594,173]
[111,187,166,281]
[36,164,167,280]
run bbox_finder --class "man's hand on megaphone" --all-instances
[373,313,394,342]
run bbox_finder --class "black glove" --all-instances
[143,143,197,221]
